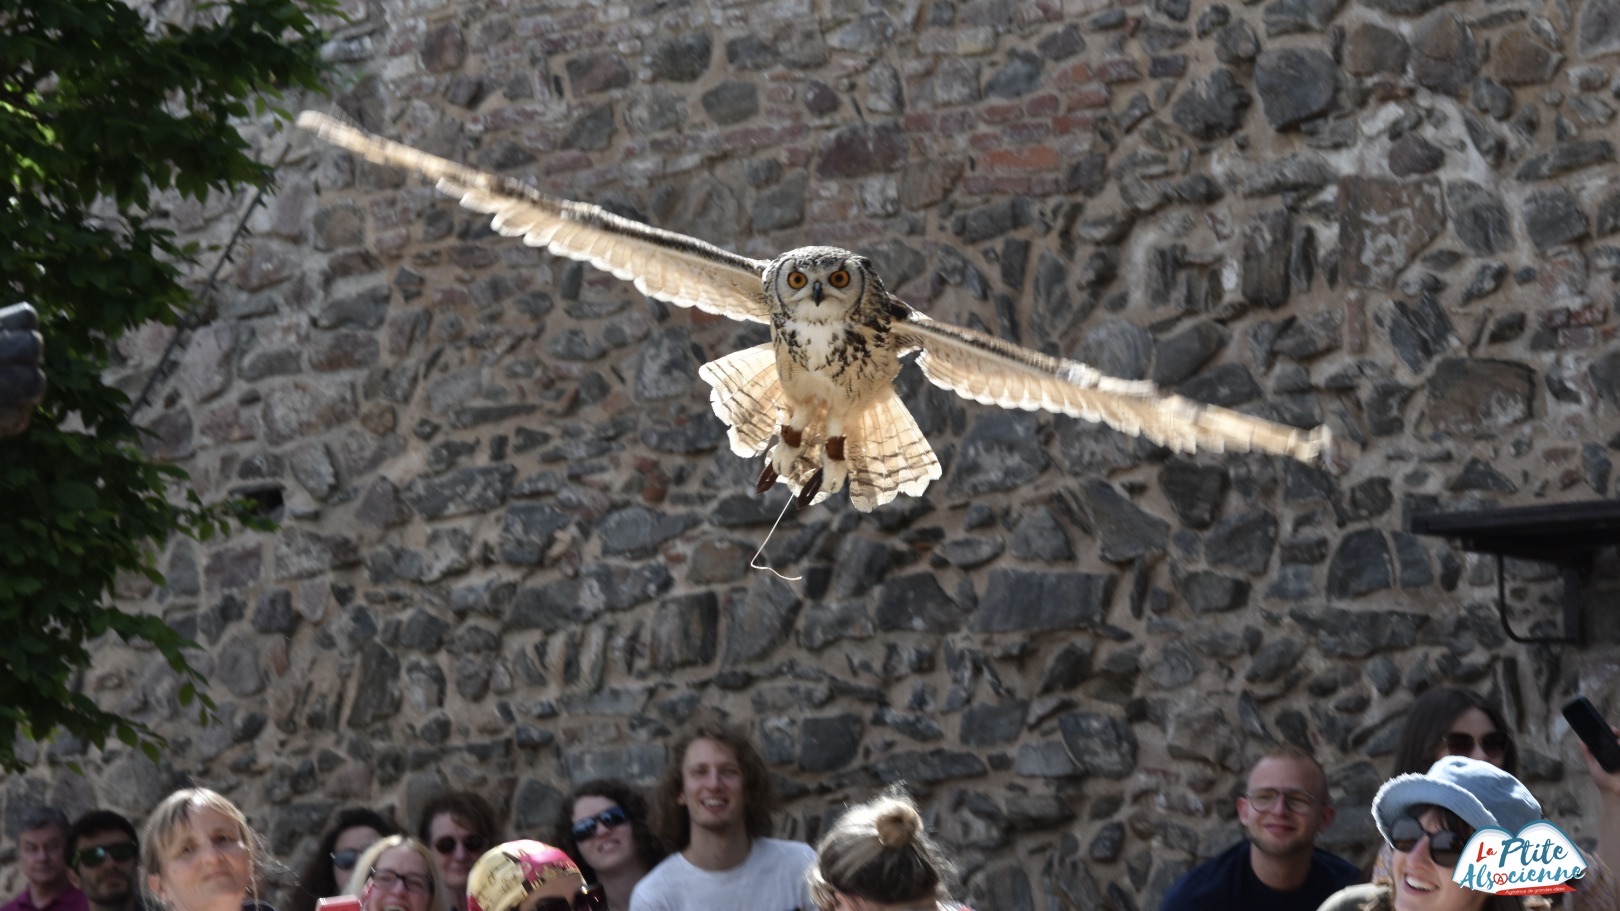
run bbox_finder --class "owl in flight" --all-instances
[297,112,1330,512]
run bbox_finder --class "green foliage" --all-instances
[0,0,336,772]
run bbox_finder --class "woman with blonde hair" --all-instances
[808,788,971,911]
[140,789,266,911]
[343,836,451,911]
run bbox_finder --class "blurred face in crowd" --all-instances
[362,845,435,911]
[428,814,483,903]
[145,807,253,911]
[70,829,140,907]
[333,826,385,893]
[1436,708,1508,769]
[19,824,69,889]
[1237,756,1334,859]
[678,738,745,837]
[570,797,637,875]
[1389,809,1486,911]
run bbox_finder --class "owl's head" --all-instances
[766,246,879,317]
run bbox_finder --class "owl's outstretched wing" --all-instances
[894,309,1330,463]
[296,111,772,325]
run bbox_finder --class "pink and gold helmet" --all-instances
[465,841,581,911]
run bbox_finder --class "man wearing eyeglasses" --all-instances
[1,807,88,911]
[63,812,143,911]
[1160,746,1359,910]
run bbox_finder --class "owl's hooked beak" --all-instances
[811,280,824,304]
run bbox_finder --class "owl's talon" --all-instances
[796,469,824,508]
[755,462,779,494]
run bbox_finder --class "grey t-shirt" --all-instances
[628,838,817,911]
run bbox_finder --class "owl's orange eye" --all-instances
[828,270,851,288]
[787,271,808,289]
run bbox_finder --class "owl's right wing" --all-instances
[296,112,772,325]
[894,308,1330,463]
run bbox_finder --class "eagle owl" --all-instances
[297,112,1331,512]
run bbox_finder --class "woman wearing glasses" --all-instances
[343,837,450,911]
[140,789,267,911]
[417,793,501,911]
[289,808,398,911]
[556,781,666,911]
[1318,757,1554,911]
[1371,688,1617,909]
[466,841,604,911]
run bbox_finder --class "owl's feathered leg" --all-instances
[802,409,849,509]
[765,411,816,499]
[757,423,804,494]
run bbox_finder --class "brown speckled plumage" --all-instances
[298,111,1331,512]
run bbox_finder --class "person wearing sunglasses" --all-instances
[66,812,143,911]
[1374,688,1619,910]
[343,836,450,911]
[1317,756,1556,911]
[416,793,501,911]
[289,809,398,911]
[466,840,605,911]
[1162,745,1359,910]
[556,781,666,911]
[3,806,88,911]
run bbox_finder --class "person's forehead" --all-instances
[572,795,619,820]
[20,825,65,844]
[1449,708,1499,733]
[335,826,380,848]
[1247,757,1322,791]
[683,737,740,767]
[377,846,427,873]
[74,830,134,850]
[429,812,473,836]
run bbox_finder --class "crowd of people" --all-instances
[1161,687,1620,910]
[0,721,972,911]
[5,693,1616,911]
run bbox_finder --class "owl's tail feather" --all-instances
[698,343,782,458]
[845,390,943,512]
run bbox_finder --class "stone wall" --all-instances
[10,0,1620,908]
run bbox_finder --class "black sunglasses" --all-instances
[1441,731,1509,759]
[532,884,606,911]
[74,842,138,869]
[433,834,488,856]
[1390,815,1466,868]
[331,848,363,871]
[570,807,629,843]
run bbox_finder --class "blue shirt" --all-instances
[1160,840,1360,911]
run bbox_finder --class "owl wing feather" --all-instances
[895,309,1330,463]
[296,111,772,325]
[697,342,784,458]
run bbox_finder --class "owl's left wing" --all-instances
[296,112,772,325]
[894,309,1330,463]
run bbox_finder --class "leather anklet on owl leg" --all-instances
[758,422,805,494]
[765,422,806,487]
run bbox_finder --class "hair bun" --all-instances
[873,800,922,848]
